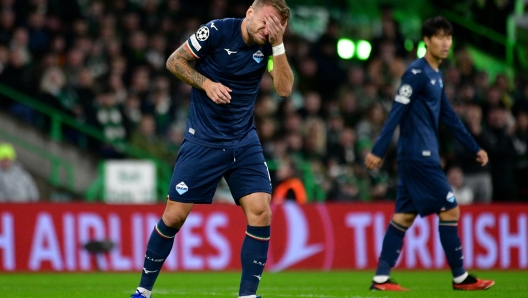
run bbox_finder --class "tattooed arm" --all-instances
[166,44,232,104]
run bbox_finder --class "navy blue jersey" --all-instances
[372,58,480,163]
[184,18,272,148]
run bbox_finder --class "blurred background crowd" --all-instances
[0,0,527,204]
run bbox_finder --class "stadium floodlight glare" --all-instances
[417,41,426,58]
[337,38,355,59]
[405,39,414,52]
[356,40,372,60]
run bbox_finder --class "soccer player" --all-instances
[364,16,495,291]
[130,1,293,298]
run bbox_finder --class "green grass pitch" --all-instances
[1,270,526,297]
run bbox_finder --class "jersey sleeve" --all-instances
[440,90,481,154]
[371,69,425,158]
[185,20,223,59]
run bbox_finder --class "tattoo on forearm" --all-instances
[166,45,206,89]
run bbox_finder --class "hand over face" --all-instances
[265,14,287,46]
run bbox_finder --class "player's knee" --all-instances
[160,200,194,228]
[161,212,187,229]
[392,213,416,227]
[248,207,272,226]
[439,205,460,221]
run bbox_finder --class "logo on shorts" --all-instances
[446,191,455,203]
[176,182,188,195]
[253,50,264,63]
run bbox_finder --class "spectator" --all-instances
[86,87,129,158]
[337,91,362,128]
[129,114,171,162]
[310,18,347,100]
[0,9,16,45]
[356,102,386,144]
[513,110,528,200]
[297,91,324,120]
[370,6,407,59]
[0,48,33,114]
[486,106,518,201]
[0,143,39,202]
[451,103,493,203]
[327,127,357,165]
[447,166,474,205]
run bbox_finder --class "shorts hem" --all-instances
[233,189,272,205]
[167,195,213,204]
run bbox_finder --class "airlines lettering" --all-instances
[0,211,230,271]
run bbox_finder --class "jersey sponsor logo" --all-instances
[422,150,431,156]
[196,26,209,41]
[176,182,189,195]
[190,34,201,51]
[411,68,422,74]
[210,22,218,31]
[431,79,436,85]
[188,128,195,135]
[253,50,264,63]
[224,48,237,55]
[446,191,455,203]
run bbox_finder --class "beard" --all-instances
[247,24,267,45]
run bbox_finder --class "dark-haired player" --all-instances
[131,1,293,297]
[365,16,494,291]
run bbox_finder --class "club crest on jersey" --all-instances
[439,78,443,88]
[253,50,264,63]
[196,26,209,41]
[176,182,188,195]
[446,191,455,203]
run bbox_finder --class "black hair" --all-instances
[422,16,453,38]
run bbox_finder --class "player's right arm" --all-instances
[166,22,232,104]
[166,45,232,104]
[366,70,425,169]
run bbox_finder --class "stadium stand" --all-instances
[0,0,526,202]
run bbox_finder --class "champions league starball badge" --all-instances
[196,26,209,41]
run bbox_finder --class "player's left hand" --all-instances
[265,14,287,46]
[476,149,488,166]
[365,153,382,170]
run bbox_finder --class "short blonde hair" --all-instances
[253,0,290,22]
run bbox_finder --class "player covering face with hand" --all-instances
[365,16,494,291]
[131,1,294,298]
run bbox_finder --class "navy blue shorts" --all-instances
[167,140,272,204]
[395,161,458,217]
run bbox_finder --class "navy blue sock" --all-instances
[139,218,179,291]
[239,225,270,296]
[439,220,465,278]
[375,220,407,276]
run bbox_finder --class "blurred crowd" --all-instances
[0,0,527,203]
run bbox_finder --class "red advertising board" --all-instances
[0,202,526,272]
